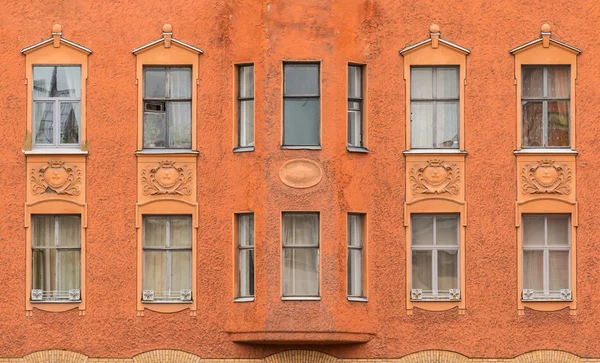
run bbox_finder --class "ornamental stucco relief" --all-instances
[279,159,323,189]
[521,159,571,195]
[410,159,460,195]
[141,160,193,196]
[31,160,82,196]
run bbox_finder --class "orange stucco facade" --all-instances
[2,0,600,362]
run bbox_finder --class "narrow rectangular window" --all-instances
[143,67,192,149]
[31,215,81,302]
[142,216,193,302]
[411,214,460,300]
[282,213,319,297]
[238,65,255,148]
[283,63,320,147]
[32,66,82,147]
[522,66,570,148]
[348,213,365,298]
[348,65,363,148]
[522,214,571,300]
[237,213,255,298]
[410,67,459,149]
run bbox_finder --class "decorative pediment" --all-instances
[510,23,581,55]
[21,24,92,55]
[399,24,470,55]
[132,24,203,55]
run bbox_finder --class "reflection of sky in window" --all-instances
[33,66,81,97]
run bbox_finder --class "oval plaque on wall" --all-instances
[279,159,323,189]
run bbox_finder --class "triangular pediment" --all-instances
[21,25,91,55]
[132,25,203,55]
[510,24,580,55]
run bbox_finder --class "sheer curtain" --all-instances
[238,214,254,297]
[170,217,192,293]
[348,214,363,297]
[143,217,167,293]
[283,214,319,296]
[239,66,255,147]
[435,68,459,148]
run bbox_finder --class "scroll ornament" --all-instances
[141,161,193,196]
[31,161,82,196]
[410,159,460,195]
[521,160,571,195]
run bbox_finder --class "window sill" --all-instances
[141,300,193,304]
[30,300,81,304]
[24,148,88,155]
[403,149,467,155]
[233,146,255,153]
[281,145,322,150]
[514,149,577,155]
[521,299,572,302]
[136,149,199,156]
[347,146,369,153]
[234,297,255,303]
[347,296,368,302]
[411,299,460,302]
[281,296,321,301]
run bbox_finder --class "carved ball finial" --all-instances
[52,23,62,34]
[163,24,173,33]
[430,24,440,33]
[541,23,551,33]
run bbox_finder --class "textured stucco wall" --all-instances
[1,0,600,360]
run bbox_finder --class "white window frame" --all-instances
[237,213,255,299]
[347,65,364,149]
[237,64,255,149]
[347,213,366,300]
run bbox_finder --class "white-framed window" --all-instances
[142,216,192,302]
[522,66,570,148]
[32,66,81,147]
[238,65,254,148]
[411,214,460,300]
[282,213,319,297]
[31,215,81,302]
[237,213,255,298]
[283,63,320,147]
[143,67,192,149]
[348,65,363,148]
[522,214,571,301]
[410,66,459,149]
[348,213,365,298]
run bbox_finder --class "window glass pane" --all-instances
[547,101,569,147]
[348,214,363,247]
[549,251,570,291]
[348,66,362,99]
[168,102,192,148]
[239,100,255,147]
[283,213,319,246]
[59,102,80,144]
[522,67,543,99]
[32,249,55,290]
[438,250,459,291]
[348,249,363,296]
[33,66,81,98]
[283,98,320,145]
[523,215,545,246]
[411,68,433,99]
[170,217,192,248]
[169,68,192,99]
[410,101,434,148]
[239,249,255,296]
[547,215,569,246]
[171,251,192,291]
[143,251,167,292]
[523,250,544,291]
[57,215,81,247]
[411,250,432,292]
[144,67,167,98]
[284,64,319,95]
[548,67,569,98]
[436,68,459,99]
[239,65,254,98]
[34,101,54,145]
[144,217,167,247]
[435,101,459,148]
[412,215,433,246]
[143,111,166,148]
[283,248,319,296]
[238,214,254,247]
[436,215,458,245]
[32,215,55,247]
[348,106,362,147]
[522,101,543,147]
[58,250,81,291]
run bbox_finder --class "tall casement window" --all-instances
[283,63,320,147]
[410,67,459,149]
[237,65,254,149]
[32,66,81,147]
[522,66,570,148]
[31,215,81,302]
[411,214,460,300]
[522,215,571,301]
[142,216,192,302]
[348,65,364,148]
[143,67,192,149]
[282,213,319,298]
[237,213,255,299]
[348,214,365,299]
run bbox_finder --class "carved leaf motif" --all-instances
[521,160,571,195]
[141,161,193,196]
[410,159,460,195]
[30,161,81,196]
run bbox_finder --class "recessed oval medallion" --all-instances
[279,159,323,189]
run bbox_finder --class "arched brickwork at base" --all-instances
[513,350,580,363]
[133,350,200,363]
[23,350,87,363]
[264,350,337,363]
